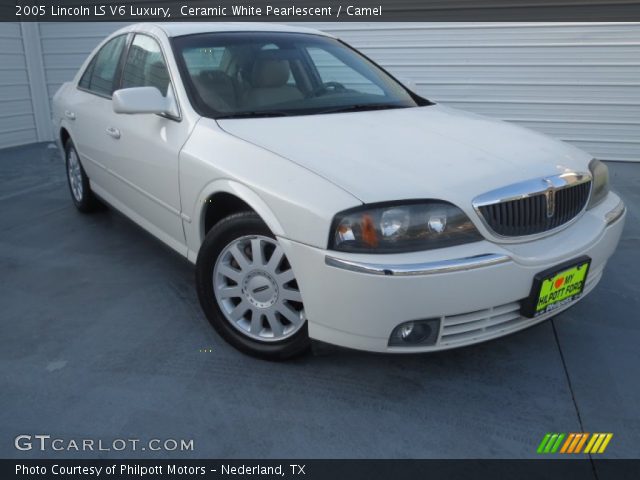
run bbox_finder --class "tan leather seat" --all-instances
[243,54,302,108]
[193,70,238,111]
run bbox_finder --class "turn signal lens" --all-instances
[361,214,379,247]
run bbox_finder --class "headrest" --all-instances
[251,52,291,88]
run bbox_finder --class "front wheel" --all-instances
[196,212,310,360]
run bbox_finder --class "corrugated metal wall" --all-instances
[38,22,129,108]
[1,22,639,162]
[307,22,640,162]
[0,23,38,148]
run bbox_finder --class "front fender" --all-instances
[179,119,361,263]
[191,179,286,257]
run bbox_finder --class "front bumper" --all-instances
[278,193,626,353]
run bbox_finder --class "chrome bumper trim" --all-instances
[325,253,512,276]
[605,200,626,226]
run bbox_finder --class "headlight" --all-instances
[587,159,610,209]
[330,201,482,253]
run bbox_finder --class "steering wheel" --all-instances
[312,81,347,96]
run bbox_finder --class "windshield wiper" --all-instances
[215,111,290,119]
[318,104,408,115]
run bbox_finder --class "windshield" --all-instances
[171,32,429,118]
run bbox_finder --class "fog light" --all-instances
[389,318,440,347]
[399,322,415,339]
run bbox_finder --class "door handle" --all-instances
[64,110,76,120]
[105,127,121,139]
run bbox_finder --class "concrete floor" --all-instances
[1,143,638,464]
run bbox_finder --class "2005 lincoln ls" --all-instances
[52,23,626,359]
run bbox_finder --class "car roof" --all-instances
[114,22,332,39]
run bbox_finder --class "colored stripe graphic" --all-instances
[538,433,612,454]
[585,433,614,454]
[537,433,552,453]
[568,433,583,453]
[597,434,613,453]
[550,433,565,453]
[560,433,575,453]
[584,434,599,453]
[545,434,558,453]
[574,433,589,453]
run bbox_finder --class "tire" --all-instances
[196,212,310,360]
[64,138,99,213]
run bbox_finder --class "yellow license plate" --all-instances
[522,257,591,318]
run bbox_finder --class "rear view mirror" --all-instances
[112,86,178,117]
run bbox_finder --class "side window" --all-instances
[78,35,127,96]
[121,34,171,97]
[78,58,95,89]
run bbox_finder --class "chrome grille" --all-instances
[475,175,591,237]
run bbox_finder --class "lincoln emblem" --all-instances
[544,178,556,218]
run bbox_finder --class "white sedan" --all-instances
[52,23,626,359]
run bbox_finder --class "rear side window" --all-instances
[121,34,171,97]
[79,35,127,96]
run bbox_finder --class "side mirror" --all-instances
[399,77,418,93]
[112,86,178,117]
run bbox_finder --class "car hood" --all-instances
[217,105,592,207]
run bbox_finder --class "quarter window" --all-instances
[122,35,171,97]
[78,35,127,96]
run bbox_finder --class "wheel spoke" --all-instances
[250,238,265,266]
[218,265,241,282]
[266,245,284,272]
[218,286,242,299]
[277,269,295,284]
[265,311,284,337]
[281,288,302,302]
[229,301,249,321]
[230,244,250,270]
[250,313,263,335]
[277,303,302,326]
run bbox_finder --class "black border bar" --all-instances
[4,0,640,21]
[4,459,640,480]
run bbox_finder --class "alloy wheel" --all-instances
[213,235,305,342]
[67,149,83,202]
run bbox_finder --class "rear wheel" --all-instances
[64,139,99,213]
[196,212,310,360]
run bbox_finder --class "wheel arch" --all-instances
[59,127,71,147]
[196,179,286,246]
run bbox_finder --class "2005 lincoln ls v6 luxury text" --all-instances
[52,23,626,359]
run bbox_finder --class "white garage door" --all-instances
[2,22,639,162]
[0,23,38,148]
